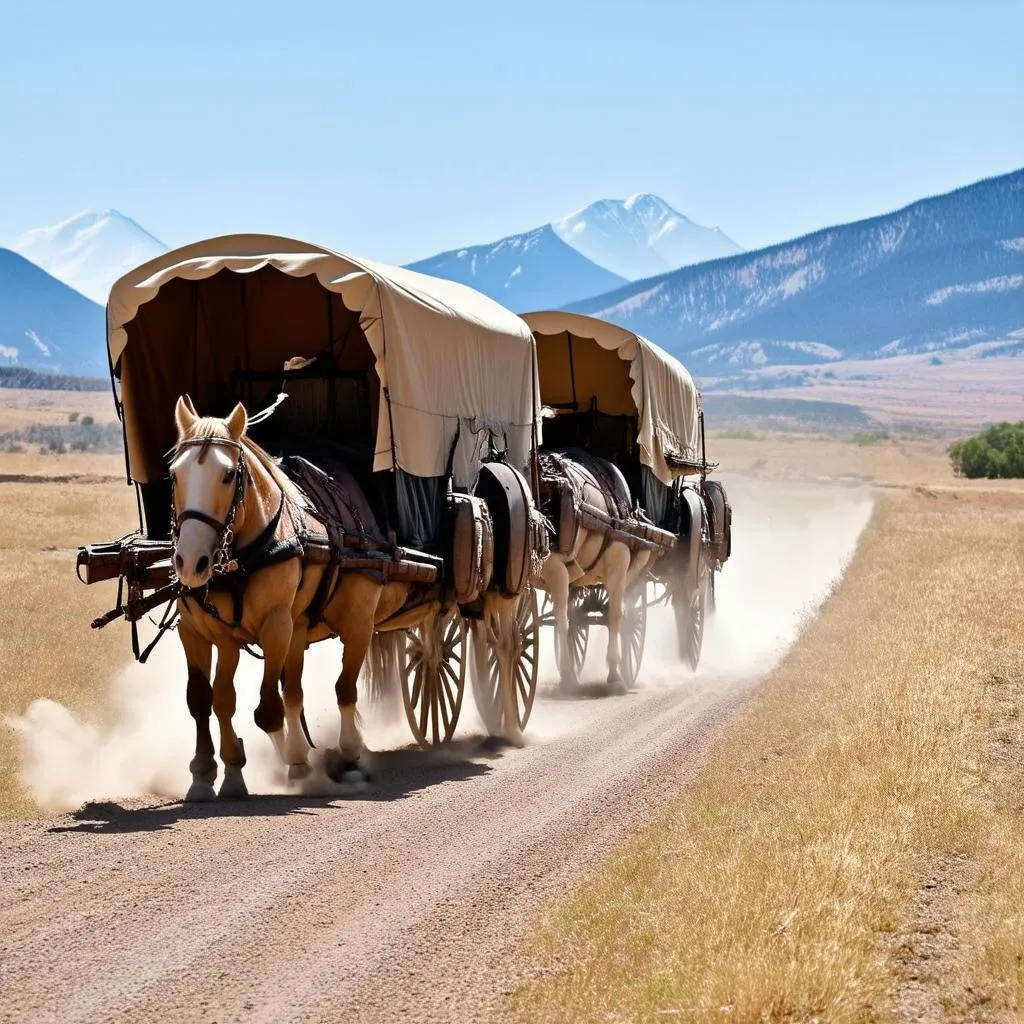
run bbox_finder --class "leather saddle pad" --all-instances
[541,447,635,521]
[279,451,388,553]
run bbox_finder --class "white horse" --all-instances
[537,447,658,694]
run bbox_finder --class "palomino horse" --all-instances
[170,396,521,800]
[538,448,658,694]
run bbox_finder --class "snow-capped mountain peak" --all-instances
[9,209,168,303]
[551,194,742,280]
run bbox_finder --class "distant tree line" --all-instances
[0,366,108,391]
[1,420,122,454]
[949,422,1024,479]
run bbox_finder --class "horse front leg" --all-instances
[252,605,293,772]
[281,624,312,780]
[179,617,217,803]
[603,543,631,695]
[542,557,577,692]
[211,643,248,799]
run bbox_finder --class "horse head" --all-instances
[169,395,249,589]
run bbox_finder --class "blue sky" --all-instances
[1,0,1021,264]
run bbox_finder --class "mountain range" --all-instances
[9,209,167,304]
[2,171,1021,381]
[406,225,627,313]
[409,194,741,308]
[570,168,1024,373]
[551,194,742,280]
[0,249,107,377]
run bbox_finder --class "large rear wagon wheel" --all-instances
[674,563,707,672]
[619,584,648,689]
[400,611,468,747]
[470,589,540,733]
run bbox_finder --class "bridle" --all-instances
[170,436,249,578]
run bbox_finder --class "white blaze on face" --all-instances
[171,444,237,588]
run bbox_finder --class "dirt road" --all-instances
[1,679,752,1024]
[0,477,873,1023]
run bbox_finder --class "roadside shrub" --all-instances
[850,431,890,446]
[68,411,79,423]
[949,421,1024,478]
[81,415,94,426]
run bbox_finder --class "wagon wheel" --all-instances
[646,577,671,610]
[400,610,468,747]
[619,584,648,689]
[674,561,708,672]
[470,589,540,733]
[542,589,590,678]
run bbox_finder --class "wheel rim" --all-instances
[686,572,706,671]
[470,590,540,731]
[401,612,467,747]
[620,586,647,688]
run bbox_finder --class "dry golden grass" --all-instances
[726,352,1024,428]
[0,387,116,433]
[0,450,126,479]
[505,489,1024,1022]
[0,476,137,817]
[713,433,1024,493]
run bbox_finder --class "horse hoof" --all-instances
[324,749,371,785]
[606,678,628,696]
[287,762,312,781]
[185,781,217,803]
[218,772,249,800]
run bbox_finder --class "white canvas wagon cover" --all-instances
[107,234,540,486]
[522,311,700,484]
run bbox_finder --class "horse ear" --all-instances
[175,395,197,437]
[225,402,248,441]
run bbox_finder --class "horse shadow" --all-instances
[48,736,508,836]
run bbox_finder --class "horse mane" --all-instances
[180,416,302,513]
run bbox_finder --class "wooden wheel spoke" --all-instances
[418,676,430,737]
[437,680,451,733]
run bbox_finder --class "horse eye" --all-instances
[223,468,236,484]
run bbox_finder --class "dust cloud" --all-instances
[8,474,872,811]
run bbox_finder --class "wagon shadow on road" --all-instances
[538,682,631,702]
[47,738,507,836]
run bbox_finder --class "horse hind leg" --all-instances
[211,643,249,799]
[493,595,525,748]
[180,620,217,803]
[541,556,578,692]
[602,542,631,695]
[324,575,380,784]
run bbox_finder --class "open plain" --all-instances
[1,408,1022,1022]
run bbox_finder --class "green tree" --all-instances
[949,422,1024,478]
